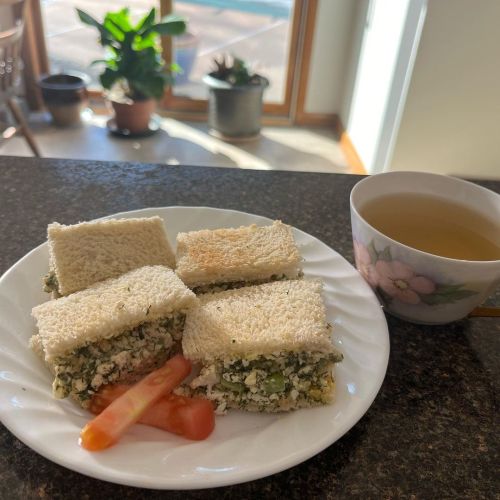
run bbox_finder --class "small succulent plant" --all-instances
[211,55,262,85]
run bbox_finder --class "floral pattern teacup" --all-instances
[350,172,500,324]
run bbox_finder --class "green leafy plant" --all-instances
[77,7,186,100]
[211,54,262,85]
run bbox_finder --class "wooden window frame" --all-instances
[28,0,336,127]
[294,0,337,127]
[160,0,307,119]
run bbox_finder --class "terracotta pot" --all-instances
[111,98,155,134]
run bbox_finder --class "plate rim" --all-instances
[0,205,390,490]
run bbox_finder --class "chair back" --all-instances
[0,0,25,96]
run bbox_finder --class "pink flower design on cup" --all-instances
[353,240,379,287]
[375,260,436,305]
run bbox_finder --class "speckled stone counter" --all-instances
[0,156,498,499]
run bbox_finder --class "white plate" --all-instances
[0,207,389,490]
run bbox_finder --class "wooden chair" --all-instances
[0,0,41,157]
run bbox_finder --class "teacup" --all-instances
[350,171,500,324]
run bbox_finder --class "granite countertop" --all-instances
[0,156,498,499]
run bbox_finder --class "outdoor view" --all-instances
[41,0,295,103]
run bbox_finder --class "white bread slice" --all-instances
[175,221,301,288]
[182,279,336,361]
[32,265,197,361]
[29,334,45,360]
[47,217,175,296]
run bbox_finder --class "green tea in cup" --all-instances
[350,171,500,324]
[360,193,500,261]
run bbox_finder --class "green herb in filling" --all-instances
[191,350,343,412]
[43,270,59,294]
[52,314,185,406]
[192,274,296,295]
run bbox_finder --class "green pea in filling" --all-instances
[191,350,343,413]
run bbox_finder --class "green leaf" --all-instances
[99,67,120,89]
[79,7,181,98]
[105,8,132,32]
[76,9,102,29]
[132,31,158,51]
[105,45,118,57]
[136,8,157,33]
[432,284,468,294]
[103,17,126,42]
[420,287,478,305]
[76,8,114,46]
[131,74,166,99]
[367,240,378,264]
[90,58,107,66]
[230,56,252,85]
[124,47,160,76]
[170,62,182,74]
[161,13,186,24]
[446,289,478,300]
[378,246,392,262]
[147,16,186,36]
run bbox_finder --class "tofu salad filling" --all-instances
[193,273,302,295]
[190,350,343,413]
[43,270,59,294]
[52,314,185,406]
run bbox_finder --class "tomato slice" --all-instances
[89,382,215,441]
[80,355,192,451]
[140,394,215,441]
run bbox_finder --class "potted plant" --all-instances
[203,55,269,141]
[38,71,91,127]
[77,7,186,135]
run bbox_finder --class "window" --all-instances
[35,0,317,122]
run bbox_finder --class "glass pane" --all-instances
[172,0,295,103]
[41,0,158,88]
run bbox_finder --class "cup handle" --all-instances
[468,306,500,317]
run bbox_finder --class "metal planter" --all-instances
[203,73,269,140]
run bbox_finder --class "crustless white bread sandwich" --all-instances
[182,279,342,413]
[31,266,197,407]
[43,217,175,296]
[175,220,302,294]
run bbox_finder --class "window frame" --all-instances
[160,0,309,119]
[29,0,333,127]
